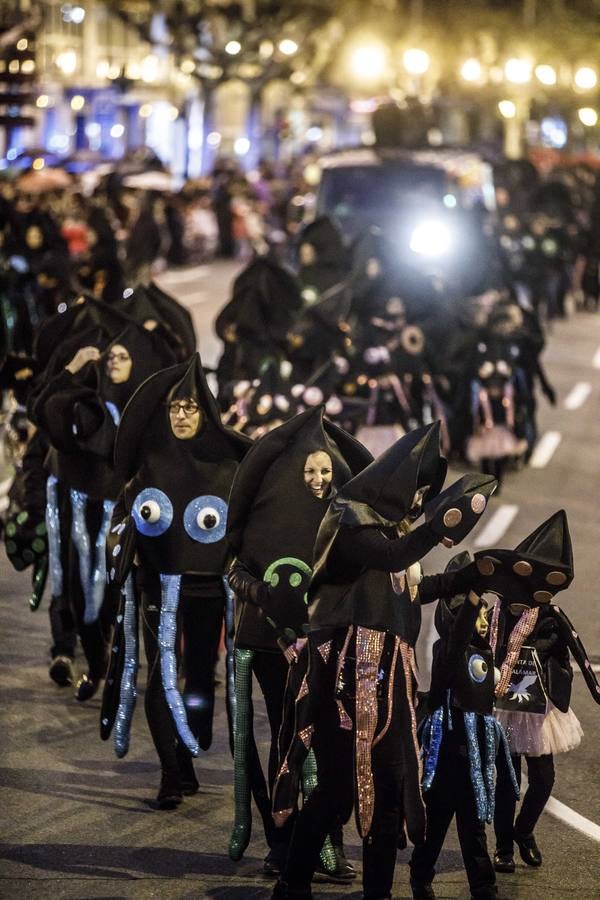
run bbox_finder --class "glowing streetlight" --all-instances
[206,131,221,148]
[70,94,85,110]
[21,59,35,74]
[290,70,306,85]
[578,107,598,127]
[498,100,517,119]
[535,64,557,86]
[167,106,179,122]
[32,158,45,171]
[505,58,532,84]
[16,38,28,51]
[181,59,195,74]
[225,40,242,56]
[234,136,251,156]
[56,50,77,75]
[110,123,125,138]
[460,58,482,82]
[141,54,159,83]
[139,104,153,118]
[574,67,597,90]
[403,48,430,75]
[278,39,298,56]
[36,95,49,108]
[349,43,387,82]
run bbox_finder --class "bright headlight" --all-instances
[409,220,452,257]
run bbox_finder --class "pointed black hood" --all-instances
[95,321,176,413]
[434,550,473,638]
[228,406,372,649]
[298,216,346,268]
[474,510,574,607]
[338,421,447,525]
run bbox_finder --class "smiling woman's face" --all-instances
[106,344,132,383]
[168,397,202,440]
[303,451,333,499]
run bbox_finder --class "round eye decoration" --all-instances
[132,488,173,537]
[468,653,488,684]
[184,495,228,544]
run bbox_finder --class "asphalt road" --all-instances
[0,260,599,899]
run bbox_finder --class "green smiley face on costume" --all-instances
[263,557,312,605]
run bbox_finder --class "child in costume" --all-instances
[472,511,600,872]
[271,422,497,900]
[410,553,518,900]
[226,406,372,880]
[100,354,251,808]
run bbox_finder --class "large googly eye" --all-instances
[184,495,228,543]
[132,488,173,536]
[468,654,488,683]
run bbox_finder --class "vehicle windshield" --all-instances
[317,163,446,238]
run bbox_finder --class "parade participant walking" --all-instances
[101,354,251,808]
[271,422,496,900]
[226,406,372,879]
[410,554,518,900]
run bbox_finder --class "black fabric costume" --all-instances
[226,406,372,869]
[272,422,497,899]
[101,354,251,803]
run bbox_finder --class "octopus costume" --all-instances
[226,406,372,876]
[272,422,497,900]
[472,511,600,868]
[410,553,518,900]
[100,353,251,807]
[32,321,174,698]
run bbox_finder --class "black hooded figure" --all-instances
[471,511,600,873]
[297,217,349,296]
[271,422,497,900]
[226,407,372,879]
[101,353,251,808]
[409,553,518,900]
[31,320,174,698]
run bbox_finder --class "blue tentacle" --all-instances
[90,499,114,624]
[46,475,63,597]
[69,489,93,621]
[421,705,444,791]
[114,574,138,758]
[158,574,199,756]
[464,711,489,823]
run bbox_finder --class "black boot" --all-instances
[514,832,542,867]
[49,655,75,687]
[410,880,436,900]
[75,672,100,701]
[271,881,312,900]
[493,850,515,873]
[156,770,183,809]
[175,741,199,796]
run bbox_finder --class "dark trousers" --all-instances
[141,578,224,780]
[284,634,416,899]
[494,752,555,852]
[410,746,496,900]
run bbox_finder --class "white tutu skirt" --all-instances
[466,425,528,462]
[496,705,583,756]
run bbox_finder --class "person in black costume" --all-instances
[470,511,600,873]
[226,406,372,880]
[271,422,497,900]
[410,554,518,900]
[100,354,251,808]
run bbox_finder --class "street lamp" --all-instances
[403,48,430,75]
[70,94,85,111]
[498,100,517,119]
[578,107,598,127]
[535,64,557,86]
[278,39,298,56]
[505,58,532,84]
[141,54,159,83]
[56,50,77,75]
[574,67,597,90]
[225,41,242,56]
[349,43,387,82]
[460,58,482,82]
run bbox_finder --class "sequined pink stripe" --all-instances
[399,640,423,783]
[355,626,385,838]
[495,604,540,697]
[335,625,354,686]
[373,636,400,748]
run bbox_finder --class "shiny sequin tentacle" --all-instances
[114,574,138,758]
[355,626,386,838]
[91,499,115,624]
[420,706,445,791]
[494,718,520,798]
[229,647,254,861]
[301,749,338,874]
[482,713,498,822]
[69,489,93,621]
[464,711,491,823]
[46,475,63,598]
[222,576,237,754]
[158,573,199,756]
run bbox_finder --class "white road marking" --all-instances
[564,381,592,410]
[545,795,600,843]
[157,265,210,286]
[592,346,600,369]
[529,431,562,469]
[473,504,519,548]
